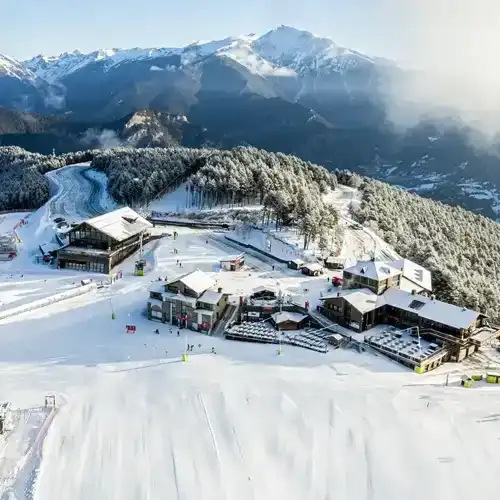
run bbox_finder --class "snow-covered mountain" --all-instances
[23,26,377,83]
[0,53,36,80]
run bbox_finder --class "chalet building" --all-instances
[318,259,485,339]
[288,259,305,270]
[271,311,308,331]
[301,262,324,276]
[324,256,346,270]
[56,207,152,274]
[147,270,228,333]
[342,259,432,296]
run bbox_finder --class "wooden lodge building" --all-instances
[319,259,486,339]
[56,207,152,274]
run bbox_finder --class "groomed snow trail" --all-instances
[33,356,500,500]
[45,163,112,220]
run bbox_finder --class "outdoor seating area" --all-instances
[365,329,443,364]
[225,322,279,344]
[225,322,330,353]
[285,330,328,353]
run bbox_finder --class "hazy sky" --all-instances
[1,0,425,62]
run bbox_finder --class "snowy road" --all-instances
[45,163,112,221]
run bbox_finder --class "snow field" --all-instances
[0,168,499,498]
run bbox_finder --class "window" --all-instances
[151,310,162,319]
[409,300,426,310]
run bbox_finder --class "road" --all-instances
[45,163,109,221]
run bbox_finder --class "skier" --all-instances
[165,350,168,357]
[198,344,202,349]
[177,330,180,337]
[179,262,182,268]
[155,328,159,335]
[211,347,216,354]
[272,265,275,271]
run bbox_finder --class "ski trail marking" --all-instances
[198,393,220,462]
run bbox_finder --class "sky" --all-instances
[1,0,424,62]
[3,0,500,139]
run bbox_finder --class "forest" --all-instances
[355,179,500,321]
[91,146,339,249]
[2,143,500,319]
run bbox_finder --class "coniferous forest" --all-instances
[2,144,500,319]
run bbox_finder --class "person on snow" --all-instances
[155,328,160,335]
[177,330,180,337]
[211,347,216,354]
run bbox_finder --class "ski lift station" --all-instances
[56,207,152,274]
[220,253,245,271]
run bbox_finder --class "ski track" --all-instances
[46,164,108,220]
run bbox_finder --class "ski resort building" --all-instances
[56,207,152,274]
[318,258,491,368]
[147,270,228,333]
[319,258,482,336]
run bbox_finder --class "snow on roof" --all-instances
[320,288,383,314]
[326,256,345,263]
[161,291,198,307]
[166,270,216,295]
[342,289,385,314]
[83,207,152,242]
[390,259,432,292]
[198,290,224,305]
[149,283,165,294]
[252,285,278,294]
[220,253,244,262]
[344,260,401,281]
[331,333,344,341]
[271,312,308,324]
[291,258,305,265]
[303,262,323,272]
[148,298,163,309]
[383,288,481,330]
[194,309,215,317]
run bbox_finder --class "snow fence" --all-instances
[0,283,96,322]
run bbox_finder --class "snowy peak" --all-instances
[20,26,378,83]
[0,54,36,81]
[252,26,374,75]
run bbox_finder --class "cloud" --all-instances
[379,0,500,143]
[81,129,122,149]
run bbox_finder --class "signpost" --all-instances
[125,325,136,334]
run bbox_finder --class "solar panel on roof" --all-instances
[409,300,426,310]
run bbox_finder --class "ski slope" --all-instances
[0,175,497,499]
[46,163,116,221]
[33,356,500,500]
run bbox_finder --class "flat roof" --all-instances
[58,245,110,257]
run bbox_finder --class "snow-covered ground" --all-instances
[46,162,116,222]
[0,174,498,499]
